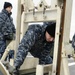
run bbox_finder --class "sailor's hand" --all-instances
[13,67,19,75]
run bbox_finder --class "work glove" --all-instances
[13,67,19,75]
[4,33,16,40]
[1,60,19,75]
[1,61,15,74]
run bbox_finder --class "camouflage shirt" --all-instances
[14,22,54,68]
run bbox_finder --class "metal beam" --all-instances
[15,0,21,57]
[36,64,52,75]
[51,0,63,7]
[51,7,62,75]
[24,8,58,23]
[56,0,73,75]
[63,0,73,44]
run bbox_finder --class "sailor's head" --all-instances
[45,22,56,42]
[4,2,12,13]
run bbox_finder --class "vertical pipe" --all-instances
[36,65,44,75]
[51,7,61,75]
[56,0,66,75]
[15,0,21,58]
[57,0,73,75]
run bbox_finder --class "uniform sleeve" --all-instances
[10,17,16,33]
[0,16,10,35]
[43,22,56,27]
[14,29,36,68]
[0,17,7,32]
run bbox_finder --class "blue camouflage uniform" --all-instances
[72,34,75,50]
[0,9,15,58]
[14,22,54,68]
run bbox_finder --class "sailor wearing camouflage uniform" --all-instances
[0,2,16,58]
[14,22,56,75]
[72,34,75,50]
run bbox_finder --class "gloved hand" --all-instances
[13,67,19,75]
[4,33,16,40]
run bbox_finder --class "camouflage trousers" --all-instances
[0,39,13,60]
[0,40,6,59]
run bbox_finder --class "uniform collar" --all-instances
[2,9,12,17]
